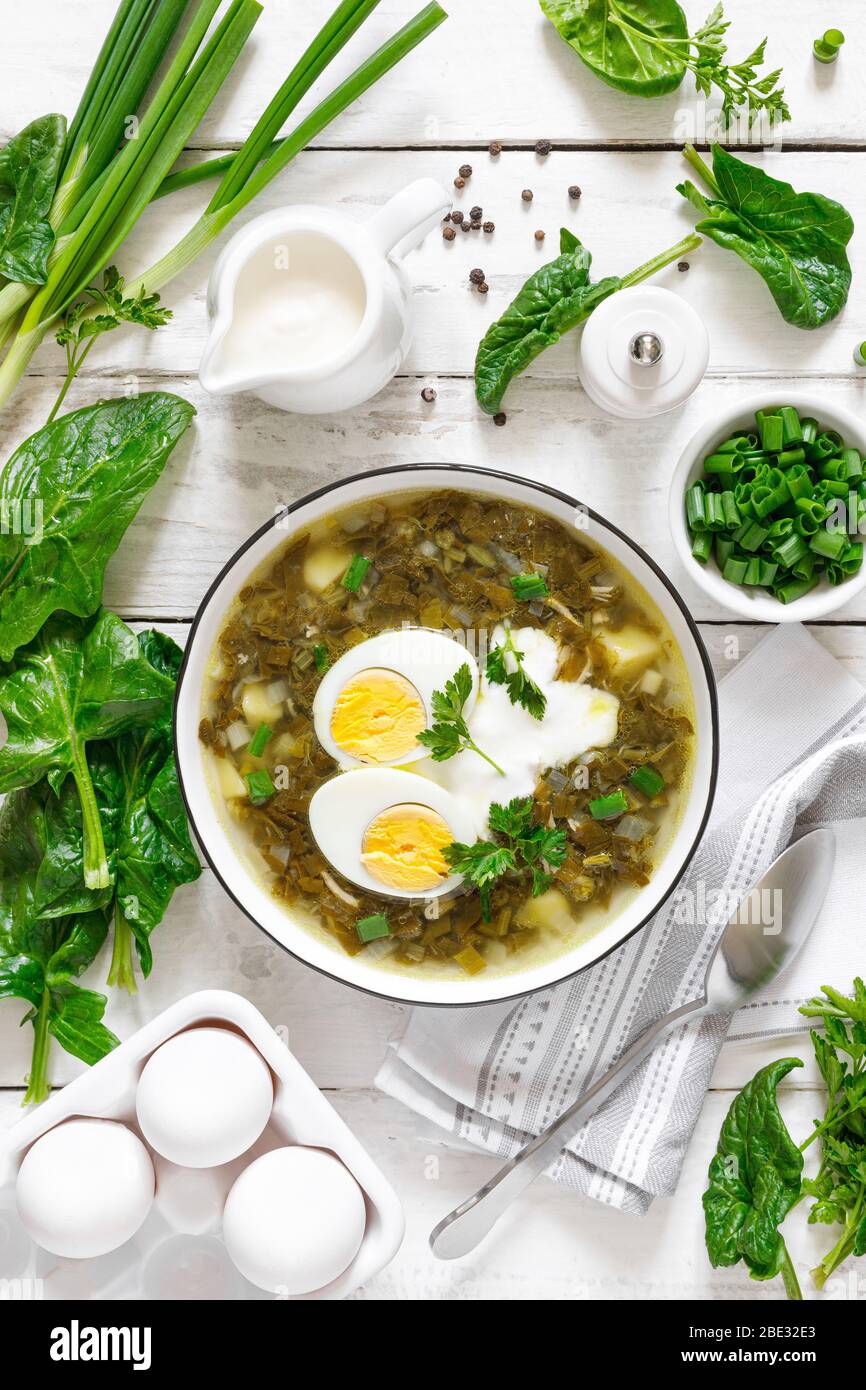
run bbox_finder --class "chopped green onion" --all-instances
[723,555,751,585]
[248,723,273,757]
[809,527,848,562]
[776,574,819,604]
[356,913,391,943]
[779,406,803,446]
[342,553,371,593]
[720,491,741,528]
[313,642,330,673]
[687,406,863,606]
[589,789,629,820]
[691,530,713,564]
[510,572,550,601]
[686,483,707,531]
[813,29,844,63]
[628,765,665,798]
[759,413,784,452]
[245,768,275,805]
[772,532,809,570]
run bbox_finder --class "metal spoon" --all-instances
[430,828,836,1260]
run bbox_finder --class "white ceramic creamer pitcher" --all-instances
[199,178,451,414]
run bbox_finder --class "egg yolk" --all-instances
[330,668,427,763]
[361,803,453,892]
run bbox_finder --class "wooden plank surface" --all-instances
[5,373,866,624]
[0,620,855,1095]
[0,1088,844,1300]
[1,0,864,1303]
[10,148,865,380]
[2,0,862,149]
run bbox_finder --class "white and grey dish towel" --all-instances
[376,624,866,1214]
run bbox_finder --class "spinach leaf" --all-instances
[540,0,687,98]
[0,610,174,892]
[475,229,622,414]
[0,787,117,1104]
[0,114,66,285]
[703,1057,804,1290]
[0,392,195,662]
[677,144,853,329]
[107,629,201,990]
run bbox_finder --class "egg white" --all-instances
[312,628,479,768]
[308,767,475,899]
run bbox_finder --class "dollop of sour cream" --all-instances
[420,625,619,838]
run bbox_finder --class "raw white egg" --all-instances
[313,628,479,768]
[424,625,621,838]
[222,1146,366,1295]
[136,1027,273,1168]
[16,1119,154,1259]
[308,767,474,898]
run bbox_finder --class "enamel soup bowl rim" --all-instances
[174,465,719,1007]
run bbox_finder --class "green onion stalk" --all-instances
[0,0,448,409]
[0,0,195,342]
[127,3,447,301]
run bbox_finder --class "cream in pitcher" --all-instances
[199,178,450,413]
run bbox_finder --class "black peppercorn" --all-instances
[421,386,437,402]
[462,221,472,231]
[469,205,482,220]
[483,220,495,233]
[678,260,690,272]
[493,412,507,425]
[458,163,473,178]
[535,139,552,156]
[521,189,533,202]
[450,210,464,224]
[568,184,582,200]
[442,225,456,241]
[478,281,489,294]
[470,219,482,231]
[469,267,485,285]
[489,140,502,157]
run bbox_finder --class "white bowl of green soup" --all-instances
[175,466,718,1007]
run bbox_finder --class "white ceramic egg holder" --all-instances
[0,990,404,1300]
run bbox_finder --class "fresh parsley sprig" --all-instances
[416,662,505,775]
[51,266,172,423]
[486,625,547,721]
[606,1,790,129]
[443,795,567,918]
[798,978,866,1290]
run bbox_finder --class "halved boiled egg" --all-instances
[308,768,474,898]
[312,629,478,769]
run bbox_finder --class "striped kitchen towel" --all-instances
[376,624,866,1213]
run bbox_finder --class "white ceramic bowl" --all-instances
[175,465,719,1007]
[670,391,866,622]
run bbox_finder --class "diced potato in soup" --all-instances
[598,624,662,679]
[303,543,351,594]
[241,682,284,727]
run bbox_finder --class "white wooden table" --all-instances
[2,0,864,1300]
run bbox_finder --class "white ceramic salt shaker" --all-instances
[578,285,709,419]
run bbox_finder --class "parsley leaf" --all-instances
[51,266,171,423]
[443,795,567,919]
[486,625,547,721]
[416,662,505,775]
